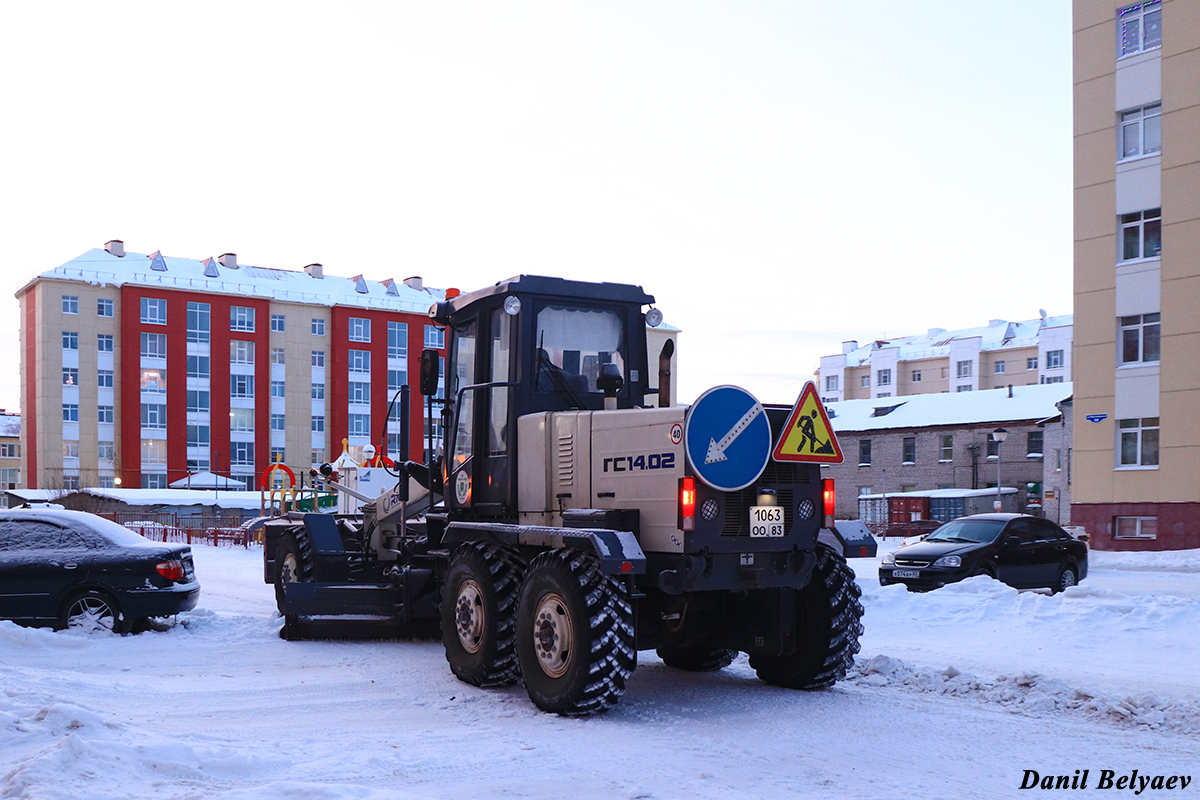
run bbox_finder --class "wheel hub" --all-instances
[533,592,573,678]
[280,553,299,584]
[455,580,486,654]
[68,598,115,634]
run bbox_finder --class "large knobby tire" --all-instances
[656,645,738,672]
[274,527,315,613]
[60,590,124,634]
[516,549,635,715]
[441,542,525,688]
[749,545,864,690]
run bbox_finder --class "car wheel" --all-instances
[516,549,634,715]
[61,590,124,634]
[1053,565,1078,594]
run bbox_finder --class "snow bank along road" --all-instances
[3,543,1200,800]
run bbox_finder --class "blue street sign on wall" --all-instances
[684,385,772,492]
[1086,414,1108,423]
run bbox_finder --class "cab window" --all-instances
[533,305,625,393]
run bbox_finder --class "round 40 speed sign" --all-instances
[683,385,772,492]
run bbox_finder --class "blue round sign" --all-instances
[684,385,772,492]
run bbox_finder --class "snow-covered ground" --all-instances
[4,542,1200,799]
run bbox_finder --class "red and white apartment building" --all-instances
[17,241,452,490]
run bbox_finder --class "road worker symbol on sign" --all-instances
[772,382,844,464]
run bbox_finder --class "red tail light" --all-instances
[822,478,836,525]
[680,476,696,532]
[156,560,185,581]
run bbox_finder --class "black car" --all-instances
[0,509,200,632]
[879,513,1087,593]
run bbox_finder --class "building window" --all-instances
[271,380,285,398]
[98,369,114,388]
[187,425,210,447]
[994,361,1005,374]
[312,415,325,433]
[141,403,167,429]
[902,437,916,464]
[186,390,210,413]
[939,434,954,461]
[141,333,167,359]
[312,350,325,368]
[956,360,972,378]
[1120,104,1161,160]
[1041,376,1065,384]
[876,392,891,399]
[388,432,403,458]
[349,317,371,343]
[1027,357,1038,370]
[1120,209,1161,261]
[825,375,839,392]
[956,385,974,392]
[0,468,19,488]
[269,414,286,432]
[388,322,408,359]
[97,442,114,461]
[1118,1,1162,58]
[860,375,870,388]
[424,325,445,349]
[1119,417,1159,466]
[62,403,79,422]
[141,368,166,394]
[63,440,80,459]
[141,474,167,489]
[1027,431,1043,458]
[1120,313,1161,364]
[231,441,255,466]
[312,383,325,400]
[98,406,114,424]
[62,295,79,315]
[349,382,370,404]
[311,449,325,465]
[271,314,286,333]
[270,447,286,465]
[858,486,872,496]
[230,374,255,398]
[231,306,256,332]
[348,414,371,436]
[388,369,407,394]
[140,297,167,325]
[97,298,114,318]
[62,367,78,386]
[0,443,19,458]
[1115,516,1157,539]
[876,369,891,387]
[311,318,325,336]
[230,408,254,431]
[1045,349,1064,369]
[98,334,114,353]
[62,331,79,351]
[987,433,1000,458]
[911,370,922,383]
[349,349,371,374]
[187,355,210,378]
[230,340,255,365]
[858,439,871,466]
[187,302,211,343]
[271,347,286,365]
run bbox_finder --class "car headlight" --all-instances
[881,552,896,566]
[932,555,961,568]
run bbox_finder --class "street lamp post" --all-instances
[992,427,1008,511]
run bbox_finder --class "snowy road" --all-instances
[3,544,1200,799]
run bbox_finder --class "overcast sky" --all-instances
[0,1,1073,411]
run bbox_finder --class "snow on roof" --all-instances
[0,414,19,438]
[858,487,1018,500]
[25,248,449,315]
[839,315,1073,367]
[6,487,269,512]
[825,382,1072,433]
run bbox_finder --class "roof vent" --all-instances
[382,279,399,297]
[871,402,905,418]
[351,275,369,294]
[303,263,324,279]
[202,257,220,278]
[148,251,167,272]
[403,276,423,290]
[105,240,125,258]
[841,340,858,355]
[927,327,945,337]
[219,253,238,269]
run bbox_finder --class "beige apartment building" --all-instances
[1072,0,1199,549]
[817,315,1072,404]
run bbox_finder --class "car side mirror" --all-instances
[1004,535,1022,548]
[420,349,440,397]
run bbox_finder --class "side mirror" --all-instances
[1004,535,1022,548]
[420,349,440,397]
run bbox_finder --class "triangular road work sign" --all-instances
[772,382,844,463]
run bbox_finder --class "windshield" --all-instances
[925,518,1006,544]
[534,305,625,394]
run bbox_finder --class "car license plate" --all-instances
[893,569,920,579]
[749,506,785,537]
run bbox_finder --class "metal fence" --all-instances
[98,512,260,548]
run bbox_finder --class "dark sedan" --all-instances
[0,509,200,632]
[879,513,1087,593]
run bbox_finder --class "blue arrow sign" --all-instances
[684,385,772,492]
[1086,414,1108,423]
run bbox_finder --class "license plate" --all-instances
[893,569,920,579]
[749,505,785,537]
